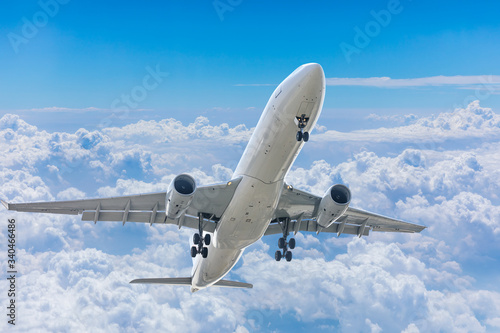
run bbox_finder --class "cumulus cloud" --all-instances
[316,101,500,143]
[0,114,249,191]
[102,116,252,144]
[1,101,500,332]
[234,239,500,332]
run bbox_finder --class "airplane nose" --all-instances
[301,63,324,75]
[298,63,324,81]
[294,63,325,89]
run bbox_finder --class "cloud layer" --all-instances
[316,101,500,143]
[1,101,499,332]
[325,75,500,88]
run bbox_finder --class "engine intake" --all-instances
[316,184,351,228]
[166,174,196,219]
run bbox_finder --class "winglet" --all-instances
[1,200,9,210]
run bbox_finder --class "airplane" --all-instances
[2,63,425,292]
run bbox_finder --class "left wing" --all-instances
[1,178,242,232]
[267,184,425,236]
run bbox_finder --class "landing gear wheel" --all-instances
[303,132,309,142]
[278,237,286,249]
[201,247,208,258]
[275,218,297,263]
[191,246,198,258]
[296,131,303,141]
[194,213,212,259]
[193,233,200,245]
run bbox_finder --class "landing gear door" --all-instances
[296,101,315,118]
[295,101,314,126]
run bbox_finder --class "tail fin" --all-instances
[130,277,253,289]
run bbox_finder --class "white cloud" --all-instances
[236,75,500,90]
[1,100,500,332]
[366,113,419,124]
[57,187,87,200]
[316,101,500,143]
[102,116,252,144]
[235,238,499,332]
[26,106,107,112]
[0,114,250,189]
[397,192,500,235]
[325,75,500,88]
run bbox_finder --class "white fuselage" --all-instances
[191,63,325,291]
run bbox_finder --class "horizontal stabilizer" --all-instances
[213,280,253,289]
[130,277,192,285]
[129,277,253,289]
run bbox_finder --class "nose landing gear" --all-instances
[274,217,296,262]
[191,213,211,258]
[296,114,310,142]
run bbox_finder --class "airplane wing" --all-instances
[266,184,425,237]
[1,177,243,233]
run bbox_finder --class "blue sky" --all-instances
[1,1,500,332]
[2,0,500,127]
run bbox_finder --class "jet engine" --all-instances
[316,184,351,228]
[166,174,196,219]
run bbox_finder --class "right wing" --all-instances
[1,177,243,232]
[267,184,425,237]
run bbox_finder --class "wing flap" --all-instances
[80,211,216,232]
[81,211,166,223]
[264,220,370,236]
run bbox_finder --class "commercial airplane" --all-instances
[2,63,425,292]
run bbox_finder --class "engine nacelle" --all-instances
[316,184,351,228]
[166,174,196,219]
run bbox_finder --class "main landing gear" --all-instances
[191,213,211,258]
[296,114,309,142]
[275,217,295,262]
